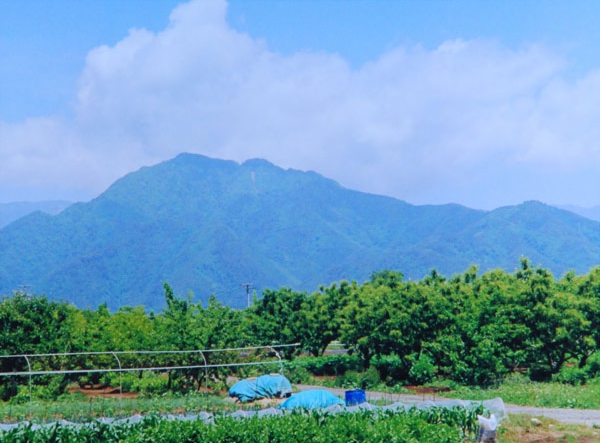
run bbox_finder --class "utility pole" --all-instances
[242,283,252,308]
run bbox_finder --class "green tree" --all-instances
[245,288,307,358]
[300,281,352,356]
[575,267,600,368]
[0,292,76,398]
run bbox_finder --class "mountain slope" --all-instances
[0,201,72,229]
[425,201,600,274]
[558,204,600,222]
[0,153,598,310]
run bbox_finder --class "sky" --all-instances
[1,0,600,210]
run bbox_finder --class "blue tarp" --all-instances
[280,389,344,410]
[228,375,293,403]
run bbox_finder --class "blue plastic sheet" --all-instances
[228,374,292,402]
[280,389,344,410]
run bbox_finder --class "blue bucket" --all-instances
[345,389,366,406]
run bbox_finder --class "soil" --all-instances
[404,385,451,395]
[504,425,600,443]
[517,435,598,443]
[67,384,139,399]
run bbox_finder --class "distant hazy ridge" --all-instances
[0,201,72,229]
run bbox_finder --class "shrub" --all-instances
[554,365,587,386]
[284,365,311,384]
[7,385,31,405]
[101,372,135,392]
[360,366,382,389]
[132,372,169,394]
[335,367,382,390]
[584,353,600,378]
[286,354,361,377]
[408,353,436,385]
[0,379,19,401]
[335,370,361,388]
[529,364,553,382]
[371,354,408,383]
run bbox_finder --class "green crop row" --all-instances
[0,391,237,424]
[0,406,484,443]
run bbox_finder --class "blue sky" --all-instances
[1,0,599,209]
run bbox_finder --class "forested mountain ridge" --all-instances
[559,204,600,222]
[0,153,598,311]
[0,201,72,228]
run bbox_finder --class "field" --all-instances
[501,415,600,443]
[0,406,483,443]
[4,273,600,442]
[2,381,600,442]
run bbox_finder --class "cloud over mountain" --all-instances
[1,0,599,208]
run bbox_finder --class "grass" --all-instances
[499,414,600,443]
[440,374,600,410]
[303,371,600,409]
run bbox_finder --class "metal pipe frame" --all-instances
[0,344,299,378]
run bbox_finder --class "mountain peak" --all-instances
[0,154,598,311]
[242,158,276,169]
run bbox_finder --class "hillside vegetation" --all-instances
[0,201,71,229]
[1,262,600,403]
[0,153,598,310]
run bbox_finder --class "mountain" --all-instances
[0,153,598,311]
[558,204,600,222]
[0,201,72,229]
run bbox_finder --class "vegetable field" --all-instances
[0,407,483,443]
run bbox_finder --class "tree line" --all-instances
[1,258,600,399]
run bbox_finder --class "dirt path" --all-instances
[295,384,600,427]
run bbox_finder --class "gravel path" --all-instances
[501,404,600,427]
[295,384,600,427]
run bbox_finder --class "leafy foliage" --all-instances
[0,408,482,443]
[2,261,600,401]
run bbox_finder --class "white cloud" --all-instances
[1,0,599,208]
